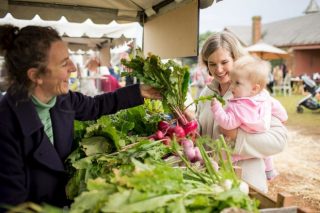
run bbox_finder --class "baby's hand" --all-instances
[211,98,218,107]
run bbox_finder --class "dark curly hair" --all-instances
[0,25,61,96]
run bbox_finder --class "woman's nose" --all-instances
[215,64,222,72]
[68,60,77,73]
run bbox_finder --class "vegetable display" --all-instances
[65,98,258,212]
[7,52,259,212]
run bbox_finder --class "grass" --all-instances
[274,94,320,130]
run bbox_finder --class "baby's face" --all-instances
[230,71,255,98]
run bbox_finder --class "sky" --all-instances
[199,0,315,33]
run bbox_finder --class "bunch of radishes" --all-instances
[149,120,198,144]
[149,120,218,168]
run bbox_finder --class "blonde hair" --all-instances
[200,31,247,67]
[231,55,270,90]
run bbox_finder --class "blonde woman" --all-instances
[211,55,288,181]
[195,31,288,192]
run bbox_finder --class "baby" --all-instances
[211,55,288,180]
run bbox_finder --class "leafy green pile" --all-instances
[66,139,171,201]
[109,99,166,137]
[121,50,190,125]
[72,101,165,152]
[10,124,259,213]
[66,136,258,213]
[69,160,257,213]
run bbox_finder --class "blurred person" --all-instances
[0,24,161,211]
[211,55,288,180]
[193,31,287,192]
[99,65,121,93]
[108,63,120,81]
[267,67,274,93]
[280,63,288,79]
[79,57,100,96]
[191,64,210,98]
[273,65,283,86]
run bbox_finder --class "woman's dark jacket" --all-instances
[0,84,144,208]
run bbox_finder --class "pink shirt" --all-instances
[211,90,288,133]
[100,75,121,92]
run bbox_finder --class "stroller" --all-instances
[296,75,320,113]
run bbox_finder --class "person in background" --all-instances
[0,65,8,97]
[211,55,288,181]
[191,64,210,98]
[267,66,274,94]
[280,63,288,79]
[194,31,287,192]
[108,63,120,81]
[273,65,283,87]
[99,65,121,93]
[0,24,161,211]
[80,57,100,96]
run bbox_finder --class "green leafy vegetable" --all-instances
[121,49,190,125]
[192,94,225,107]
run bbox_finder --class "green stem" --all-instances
[196,139,220,183]
[172,140,209,184]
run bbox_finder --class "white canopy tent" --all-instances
[0,0,215,24]
[0,13,143,51]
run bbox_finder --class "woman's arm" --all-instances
[220,116,288,158]
[235,116,287,157]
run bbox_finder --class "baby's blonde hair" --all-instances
[231,55,270,91]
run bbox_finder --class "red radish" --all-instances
[158,121,170,132]
[184,146,195,161]
[162,136,171,146]
[183,120,198,135]
[166,126,175,137]
[173,126,185,138]
[180,139,194,149]
[155,130,164,140]
[193,147,203,162]
[148,134,157,140]
[148,134,157,141]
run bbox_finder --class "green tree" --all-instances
[199,31,214,50]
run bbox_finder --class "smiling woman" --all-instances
[195,31,288,193]
[0,24,161,211]
[30,41,77,103]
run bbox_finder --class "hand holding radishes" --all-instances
[183,108,196,121]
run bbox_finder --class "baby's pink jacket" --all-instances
[211,90,288,133]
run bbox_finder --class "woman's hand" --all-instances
[183,109,196,121]
[139,84,162,100]
[219,127,238,141]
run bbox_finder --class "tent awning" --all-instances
[0,0,214,24]
[0,0,220,58]
[0,13,142,51]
